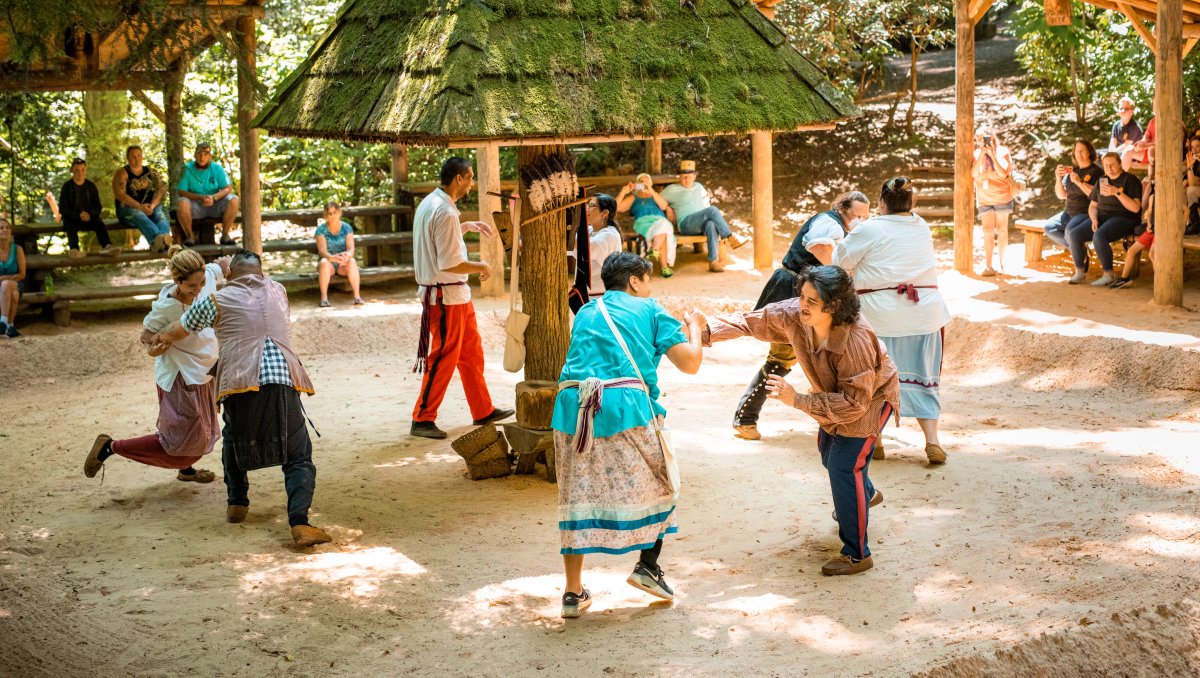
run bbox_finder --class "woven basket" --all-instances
[451,424,513,480]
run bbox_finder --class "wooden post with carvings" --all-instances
[517,144,571,382]
[1155,0,1184,306]
[954,0,976,273]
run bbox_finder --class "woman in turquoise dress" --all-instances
[551,251,704,618]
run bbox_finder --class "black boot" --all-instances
[732,361,791,437]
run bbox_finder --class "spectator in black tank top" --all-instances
[114,145,173,253]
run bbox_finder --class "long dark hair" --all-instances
[796,265,860,326]
[594,193,618,228]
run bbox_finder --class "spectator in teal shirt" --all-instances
[176,142,239,246]
[660,160,748,272]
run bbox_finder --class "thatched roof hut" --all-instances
[253,0,858,146]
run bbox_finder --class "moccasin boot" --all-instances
[821,555,874,576]
[872,438,885,460]
[84,434,111,478]
[227,505,249,523]
[708,260,726,273]
[925,443,948,465]
[291,525,332,547]
[733,424,761,441]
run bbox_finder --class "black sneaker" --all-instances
[220,235,237,246]
[409,421,448,439]
[627,562,674,600]
[561,589,592,618]
[472,407,515,426]
[1109,276,1132,289]
[0,321,6,335]
[6,325,21,339]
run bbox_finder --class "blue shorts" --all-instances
[978,201,1013,215]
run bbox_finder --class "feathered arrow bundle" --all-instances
[520,153,579,215]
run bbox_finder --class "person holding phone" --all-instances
[617,174,677,277]
[1044,139,1102,249]
[1067,151,1143,286]
[971,127,1016,276]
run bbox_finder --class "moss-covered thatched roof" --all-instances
[253,0,858,146]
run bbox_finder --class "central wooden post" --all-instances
[750,131,773,269]
[476,143,505,297]
[953,0,976,273]
[645,138,662,174]
[234,15,262,254]
[1154,0,1184,307]
[517,144,570,382]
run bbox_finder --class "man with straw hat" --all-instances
[661,160,748,272]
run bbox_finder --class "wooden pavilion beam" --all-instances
[476,143,505,298]
[1087,0,1200,37]
[0,72,158,92]
[1184,35,1200,58]
[954,0,976,273]
[1118,3,1159,54]
[751,131,773,269]
[970,0,996,24]
[441,124,837,149]
[645,138,662,174]
[1154,0,1185,306]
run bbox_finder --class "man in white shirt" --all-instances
[411,157,514,439]
[660,160,748,272]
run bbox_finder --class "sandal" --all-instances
[660,266,674,278]
[981,267,997,277]
[177,468,216,483]
[353,297,364,305]
[319,300,331,308]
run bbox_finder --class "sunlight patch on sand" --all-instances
[708,593,797,614]
[237,546,426,600]
[784,616,877,653]
[374,452,462,468]
[1123,535,1200,560]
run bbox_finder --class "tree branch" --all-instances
[130,89,166,123]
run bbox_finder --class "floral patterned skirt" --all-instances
[554,419,678,555]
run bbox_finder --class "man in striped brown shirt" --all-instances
[704,266,899,576]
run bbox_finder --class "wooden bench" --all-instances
[22,264,415,325]
[1014,219,1049,263]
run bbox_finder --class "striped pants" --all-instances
[818,403,893,561]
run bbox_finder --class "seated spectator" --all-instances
[1186,138,1200,207]
[113,145,173,253]
[616,173,676,278]
[0,217,26,338]
[583,193,623,298]
[57,157,120,260]
[1111,168,1156,289]
[1125,114,1156,170]
[1110,97,1145,166]
[972,127,1016,275]
[1044,139,1102,249]
[661,160,748,273]
[1066,151,1143,286]
[176,142,239,246]
[315,202,362,307]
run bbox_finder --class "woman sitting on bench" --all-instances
[316,202,363,307]
[0,217,26,339]
[617,174,677,278]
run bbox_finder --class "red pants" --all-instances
[413,300,494,422]
[112,435,201,470]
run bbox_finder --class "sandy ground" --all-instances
[5,234,1200,677]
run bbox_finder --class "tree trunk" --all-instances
[82,91,130,245]
[164,66,186,212]
[1068,45,1083,126]
[517,144,570,382]
[905,43,921,136]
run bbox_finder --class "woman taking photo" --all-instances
[972,127,1017,276]
[551,251,704,618]
[83,246,226,482]
[315,202,363,307]
[617,174,677,277]
[705,266,899,576]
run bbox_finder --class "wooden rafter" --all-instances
[970,0,997,24]
[1185,36,1200,57]
[1087,0,1200,37]
[131,89,166,123]
[1119,2,1159,53]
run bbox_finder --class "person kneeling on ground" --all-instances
[315,201,363,307]
[57,157,121,260]
[84,246,227,483]
[661,160,748,272]
[176,142,239,246]
[1068,151,1143,286]
[151,249,331,548]
[113,145,173,253]
[704,266,899,576]
[617,174,677,277]
[1045,139,1102,250]
[732,190,870,441]
[552,251,705,618]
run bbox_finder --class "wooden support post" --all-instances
[234,16,262,254]
[954,0,976,273]
[163,67,185,211]
[750,131,773,269]
[1155,0,1185,306]
[517,144,570,382]
[391,144,409,201]
[477,144,505,297]
[645,138,662,174]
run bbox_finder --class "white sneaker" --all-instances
[1091,274,1115,287]
[1068,271,1086,284]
